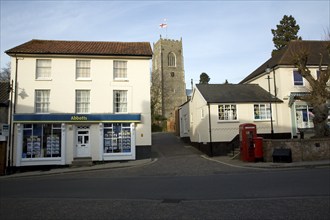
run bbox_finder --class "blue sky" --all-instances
[1,0,329,86]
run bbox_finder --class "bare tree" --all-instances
[0,62,11,81]
[151,71,168,131]
[290,40,330,137]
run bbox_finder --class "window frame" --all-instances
[76,60,91,80]
[22,123,62,159]
[293,70,304,86]
[35,90,50,113]
[113,90,128,113]
[168,52,176,67]
[295,104,314,129]
[75,90,90,114]
[113,60,128,80]
[218,104,238,121]
[36,59,51,80]
[254,104,271,120]
[103,123,132,154]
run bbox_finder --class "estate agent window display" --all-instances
[103,123,132,154]
[22,123,62,158]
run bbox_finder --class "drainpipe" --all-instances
[7,80,14,174]
[207,102,213,157]
[12,56,19,169]
[7,56,18,173]
[273,67,277,98]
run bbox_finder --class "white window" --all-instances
[254,104,271,120]
[76,90,90,113]
[295,104,314,129]
[218,104,237,121]
[36,59,51,79]
[114,61,127,80]
[168,52,176,67]
[114,90,127,113]
[76,60,91,79]
[293,70,303,86]
[35,90,50,113]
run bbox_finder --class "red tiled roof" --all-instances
[5,39,153,57]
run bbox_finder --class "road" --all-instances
[1,133,329,220]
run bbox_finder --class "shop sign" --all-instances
[71,116,88,121]
[13,113,141,123]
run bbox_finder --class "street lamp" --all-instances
[266,68,274,138]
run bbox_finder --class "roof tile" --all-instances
[196,84,282,103]
[5,39,153,57]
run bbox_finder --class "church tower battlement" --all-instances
[152,37,187,131]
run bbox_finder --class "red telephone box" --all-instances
[239,123,257,162]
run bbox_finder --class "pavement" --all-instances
[202,155,330,170]
[1,132,329,179]
[0,158,158,179]
[1,154,329,179]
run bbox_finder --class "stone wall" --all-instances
[263,138,330,162]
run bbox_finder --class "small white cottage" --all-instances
[179,84,284,156]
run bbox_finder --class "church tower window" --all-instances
[168,52,176,67]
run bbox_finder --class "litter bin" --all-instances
[272,148,292,163]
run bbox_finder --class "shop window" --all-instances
[22,124,61,158]
[103,123,131,154]
[254,104,271,120]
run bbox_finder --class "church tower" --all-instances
[151,37,187,131]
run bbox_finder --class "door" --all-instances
[76,127,90,157]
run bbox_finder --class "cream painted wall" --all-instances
[10,55,152,148]
[189,88,208,143]
[208,103,287,142]
[246,66,324,137]
[186,85,294,144]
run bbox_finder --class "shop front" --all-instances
[13,114,141,167]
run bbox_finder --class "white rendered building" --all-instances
[5,39,152,167]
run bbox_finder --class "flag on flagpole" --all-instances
[159,23,167,28]
[159,19,168,28]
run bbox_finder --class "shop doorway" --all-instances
[76,127,90,157]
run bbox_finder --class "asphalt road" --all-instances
[0,133,329,220]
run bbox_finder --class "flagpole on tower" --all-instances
[165,19,168,38]
[159,18,168,39]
